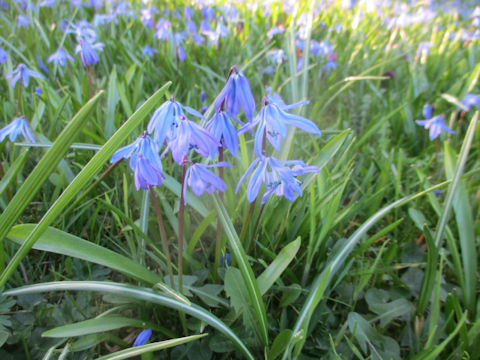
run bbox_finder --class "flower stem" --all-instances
[178,158,187,294]
[16,83,23,116]
[247,203,265,254]
[214,146,224,279]
[149,186,175,289]
[86,65,93,99]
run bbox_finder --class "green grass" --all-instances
[0,0,479,359]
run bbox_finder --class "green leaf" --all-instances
[347,312,381,353]
[7,224,162,286]
[4,281,254,360]
[268,329,293,360]
[43,316,145,338]
[96,334,208,360]
[0,91,104,248]
[212,194,269,346]
[257,237,300,296]
[0,150,29,196]
[417,226,438,314]
[0,83,171,288]
[225,267,256,334]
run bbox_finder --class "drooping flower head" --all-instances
[416,104,455,140]
[75,39,104,66]
[48,48,74,67]
[110,132,165,190]
[236,156,319,204]
[6,64,45,88]
[0,116,36,143]
[239,92,321,157]
[133,329,152,347]
[183,162,231,204]
[461,94,480,111]
[206,111,243,156]
[0,48,8,63]
[142,45,158,57]
[214,65,256,122]
[147,95,205,147]
[165,115,219,164]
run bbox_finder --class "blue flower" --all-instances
[206,111,243,156]
[110,133,165,190]
[166,115,219,164]
[147,96,205,147]
[142,45,158,57]
[36,56,49,74]
[220,253,231,267]
[0,48,7,63]
[239,94,321,157]
[236,156,319,204]
[214,65,256,122]
[133,329,152,347]
[75,39,104,66]
[17,15,30,28]
[0,116,36,143]
[461,94,480,111]
[6,64,45,88]
[48,48,74,67]
[416,105,455,140]
[155,18,172,40]
[140,7,158,28]
[184,162,231,204]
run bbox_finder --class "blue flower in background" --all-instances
[48,48,74,67]
[174,33,187,61]
[39,0,56,7]
[36,56,49,74]
[166,115,219,164]
[0,116,36,143]
[17,15,30,28]
[236,156,319,204]
[6,64,45,88]
[0,48,7,63]
[142,45,158,57]
[239,94,320,157]
[214,65,255,122]
[75,39,104,66]
[133,329,152,347]
[155,18,172,40]
[140,7,158,28]
[416,104,454,140]
[147,96,205,147]
[461,94,480,111]
[220,253,231,267]
[184,162,231,204]
[206,111,243,156]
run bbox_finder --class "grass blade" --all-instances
[212,193,269,346]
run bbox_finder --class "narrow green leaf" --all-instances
[4,281,254,360]
[43,316,145,338]
[0,149,29,196]
[0,83,171,288]
[0,91,104,246]
[257,237,300,296]
[7,224,162,285]
[417,226,438,314]
[96,334,208,360]
[212,194,269,346]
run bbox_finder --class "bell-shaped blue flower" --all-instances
[206,111,244,156]
[166,115,219,164]
[236,156,319,204]
[133,329,152,347]
[48,48,74,67]
[239,95,321,157]
[0,116,36,143]
[75,39,104,66]
[0,48,7,63]
[214,65,255,122]
[6,64,45,88]
[184,162,231,204]
[110,133,165,190]
[147,96,204,147]
[416,106,455,140]
[461,94,480,111]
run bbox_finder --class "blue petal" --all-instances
[422,103,433,119]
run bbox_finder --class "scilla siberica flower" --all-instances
[461,94,480,111]
[147,95,205,147]
[206,111,243,156]
[214,65,255,122]
[239,93,321,157]
[48,48,74,67]
[133,329,152,347]
[0,116,36,143]
[6,64,44,88]
[236,156,319,204]
[416,103,455,140]
[165,115,219,164]
[110,132,165,190]
[183,162,231,204]
[75,39,104,66]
